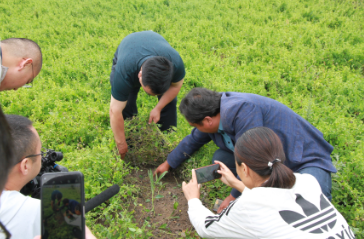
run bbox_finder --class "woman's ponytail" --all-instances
[262,159,295,189]
[235,127,296,189]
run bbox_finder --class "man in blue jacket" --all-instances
[154,88,336,211]
[63,198,81,215]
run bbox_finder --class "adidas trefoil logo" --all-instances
[279,194,337,234]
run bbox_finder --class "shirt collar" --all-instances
[218,120,224,133]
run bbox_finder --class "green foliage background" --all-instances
[1,0,363,237]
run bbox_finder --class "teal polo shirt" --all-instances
[218,120,235,152]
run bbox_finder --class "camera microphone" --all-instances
[85,184,120,213]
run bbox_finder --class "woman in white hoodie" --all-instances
[182,127,354,239]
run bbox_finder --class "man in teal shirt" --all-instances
[109,31,185,159]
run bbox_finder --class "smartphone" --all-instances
[195,164,221,184]
[41,172,85,239]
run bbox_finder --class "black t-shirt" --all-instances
[111,31,185,101]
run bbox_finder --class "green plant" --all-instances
[147,169,156,213]
[155,172,168,195]
[148,169,168,213]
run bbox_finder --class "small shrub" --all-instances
[124,116,178,167]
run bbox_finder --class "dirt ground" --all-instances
[125,167,201,238]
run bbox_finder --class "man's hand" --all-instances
[148,107,161,124]
[149,79,184,125]
[182,169,201,201]
[154,161,170,176]
[217,194,236,213]
[117,141,128,159]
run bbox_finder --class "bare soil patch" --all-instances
[125,167,200,238]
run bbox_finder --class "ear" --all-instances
[242,163,249,176]
[19,158,31,175]
[204,116,213,126]
[138,69,142,80]
[19,58,33,71]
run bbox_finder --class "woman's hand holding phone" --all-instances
[182,169,201,201]
[214,161,245,192]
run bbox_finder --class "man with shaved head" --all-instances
[0,38,42,91]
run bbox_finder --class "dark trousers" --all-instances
[298,167,332,201]
[121,87,177,131]
[211,149,237,176]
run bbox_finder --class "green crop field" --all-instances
[1,0,363,238]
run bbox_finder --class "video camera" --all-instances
[20,148,68,199]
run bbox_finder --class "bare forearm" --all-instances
[110,110,126,149]
[155,85,180,110]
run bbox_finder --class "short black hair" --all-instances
[63,198,69,205]
[0,106,15,192]
[179,88,222,125]
[75,203,81,212]
[5,115,37,161]
[142,56,173,95]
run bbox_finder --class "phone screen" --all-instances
[41,172,85,239]
[195,164,221,184]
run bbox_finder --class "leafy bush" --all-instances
[124,116,177,167]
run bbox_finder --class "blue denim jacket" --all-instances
[167,92,336,175]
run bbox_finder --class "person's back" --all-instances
[219,92,335,173]
[0,191,40,238]
[189,173,351,238]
